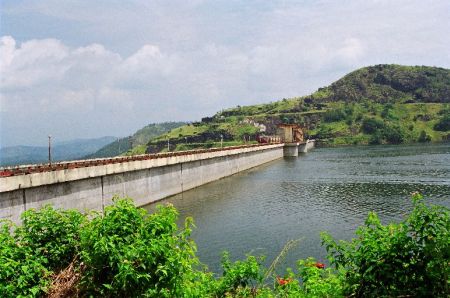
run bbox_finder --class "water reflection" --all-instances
[144,143,450,273]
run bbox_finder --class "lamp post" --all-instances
[48,135,52,166]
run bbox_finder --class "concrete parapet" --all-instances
[0,144,284,223]
[283,143,299,157]
[298,139,316,153]
[1,144,283,193]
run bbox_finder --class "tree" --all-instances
[361,118,384,134]
[418,130,431,142]
[434,114,450,131]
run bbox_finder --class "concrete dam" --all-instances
[0,144,288,223]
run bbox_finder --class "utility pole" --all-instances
[48,135,52,166]
[167,138,170,152]
[220,134,223,148]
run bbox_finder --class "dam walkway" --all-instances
[0,142,314,223]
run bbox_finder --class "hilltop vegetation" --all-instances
[311,64,450,103]
[142,65,449,153]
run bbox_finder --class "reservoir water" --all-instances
[144,143,450,274]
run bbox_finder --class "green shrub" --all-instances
[381,104,397,120]
[434,114,450,131]
[17,206,86,271]
[369,131,383,145]
[382,124,406,144]
[316,126,334,139]
[418,130,432,142]
[361,118,385,134]
[79,198,198,297]
[296,258,344,297]
[323,109,347,123]
[0,222,50,297]
[0,206,85,298]
[214,252,265,297]
[322,193,449,297]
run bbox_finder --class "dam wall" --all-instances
[298,139,316,153]
[0,144,284,223]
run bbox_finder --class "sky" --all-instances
[1,0,449,147]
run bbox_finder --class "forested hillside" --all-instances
[142,65,449,152]
[311,64,450,103]
[87,122,186,158]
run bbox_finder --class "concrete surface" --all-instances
[298,140,316,153]
[283,143,299,157]
[0,144,284,223]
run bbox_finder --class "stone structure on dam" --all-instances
[277,124,315,157]
[0,144,286,223]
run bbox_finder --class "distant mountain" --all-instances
[86,122,187,158]
[0,136,116,167]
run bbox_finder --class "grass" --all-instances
[124,144,147,156]
[154,124,209,141]
[173,141,257,151]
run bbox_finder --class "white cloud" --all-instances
[336,38,365,63]
[1,37,69,89]
[117,45,180,89]
[0,36,16,69]
[1,0,449,146]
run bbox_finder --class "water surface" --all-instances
[144,143,450,273]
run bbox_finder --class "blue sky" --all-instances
[1,0,449,146]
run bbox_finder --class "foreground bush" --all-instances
[1,206,86,297]
[0,194,448,297]
[80,199,199,297]
[0,223,50,297]
[17,206,86,272]
[322,193,449,297]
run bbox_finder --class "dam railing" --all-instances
[0,143,282,178]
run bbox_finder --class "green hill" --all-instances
[144,64,450,152]
[87,122,186,158]
[310,64,450,103]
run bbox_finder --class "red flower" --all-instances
[276,276,292,286]
[314,262,325,269]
